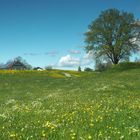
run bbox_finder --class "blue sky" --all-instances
[0,0,140,69]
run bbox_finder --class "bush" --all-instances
[95,60,112,72]
[45,66,53,70]
[84,67,93,72]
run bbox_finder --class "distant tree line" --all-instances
[0,56,56,70]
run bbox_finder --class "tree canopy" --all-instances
[14,56,32,70]
[78,66,81,72]
[85,9,140,64]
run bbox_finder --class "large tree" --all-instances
[85,9,140,64]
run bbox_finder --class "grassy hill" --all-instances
[0,65,140,140]
[108,62,140,71]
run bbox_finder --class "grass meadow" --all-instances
[0,66,140,140]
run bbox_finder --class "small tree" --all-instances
[95,58,105,71]
[85,9,140,65]
[45,65,53,70]
[78,66,81,72]
[14,56,32,70]
[95,58,112,71]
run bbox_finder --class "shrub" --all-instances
[95,60,112,71]
[45,66,53,70]
[84,67,93,72]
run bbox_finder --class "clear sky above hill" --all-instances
[0,0,140,69]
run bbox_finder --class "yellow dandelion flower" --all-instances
[71,136,75,139]
[42,133,46,137]
[10,133,16,137]
[88,135,92,139]
[42,130,46,137]
[90,123,94,127]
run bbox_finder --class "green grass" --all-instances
[109,62,140,72]
[0,67,140,140]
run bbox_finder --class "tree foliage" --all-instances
[14,56,32,70]
[84,67,93,72]
[78,66,82,72]
[45,65,53,70]
[85,9,140,64]
[95,58,112,71]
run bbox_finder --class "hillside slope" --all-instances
[0,67,140,140]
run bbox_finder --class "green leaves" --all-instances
[85,8,140,64]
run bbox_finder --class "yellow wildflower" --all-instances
[10,133,16,137]
[88,135,92,139]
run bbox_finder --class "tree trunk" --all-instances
[113,58,119,65]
